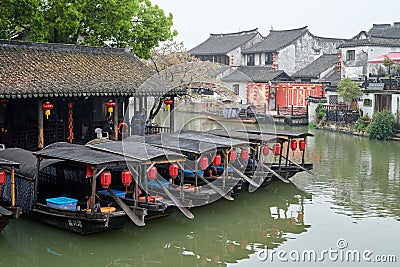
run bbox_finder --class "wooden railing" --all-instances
[145,125,170,135]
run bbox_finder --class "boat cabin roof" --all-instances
[0,147,60,180]
[126,132,247,156]
[34,142,139,168]
[238,129,314,138]
[0,158,20,168]
[207,129,287,144]
[86,139,186,164]
[171,130,252,147]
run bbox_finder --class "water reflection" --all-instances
[0,183,310,266]
[305,129,400,220]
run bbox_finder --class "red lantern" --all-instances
[105,100,116,116]
[42,101,54,119]
[169,164,179,178]
[299,140,306,152]
[212,154,222,166]
[199,157,209,170]
[262,145,270,156]
[273,144,281,155]
[290,140,297,156]
[241,149,249,160]
[0,170,6,186]
[121,170,132,187]
[86,165,94,177]
[164,98,173,111]
[100,171,112,189]
[147,166,157,180]
[228,150,237,162]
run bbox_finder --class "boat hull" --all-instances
[29,204,127,235]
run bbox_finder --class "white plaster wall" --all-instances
[278,45,296,75]
[360,93,374,118]
[227,47,242,66]
[222,81,248,103]
[391,94,400,125]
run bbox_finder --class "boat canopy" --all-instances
[86,139,186,164]
[0,148,60,180]
[238,129,314,138]
[0,158,20,168]
[172,130,253,147]
[207,129,287,144]
[34,142,138,168]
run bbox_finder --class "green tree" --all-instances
[0,0,176,59]
[367,110,395,140]
[337,78,362,113]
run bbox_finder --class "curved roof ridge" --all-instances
[269,26,308,33]
[210,28,259,37]
[0,39,127,55]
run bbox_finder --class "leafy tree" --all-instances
[337,78,362,113]
[367,110,395,140]
[0,0,176,59]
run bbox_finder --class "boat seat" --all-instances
[94,128,109,139]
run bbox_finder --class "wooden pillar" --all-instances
[91,169,97,210]
[139,96,143,112]
[11,166,15,207]
[113,98,118,140]
[38,99,44,149]
[169,97,175,132]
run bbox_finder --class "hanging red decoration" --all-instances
[164,98,173,111]
[262,145,270,156]
[199,157,209,170]
[100,171,112,189]
[290,140,297,156]
[273,144,281,155]
[42,101,54,119]
[0,170,6,186]
[121,170,132,187]
[299,140,306,152]
[105,100,116,116]
[169,164,179,178]
[86,165,94,177]
[212,154,222,166]
[228,150,237,162]
[241,149,249,160]
[147,166,157,180]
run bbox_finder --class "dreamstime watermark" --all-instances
[257,238,397,263]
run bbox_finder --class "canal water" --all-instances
[1,111,399,266]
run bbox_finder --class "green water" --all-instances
[1,111,400,266]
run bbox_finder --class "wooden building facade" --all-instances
[0,40,180,150]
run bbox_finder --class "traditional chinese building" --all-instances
[0,40,180,150]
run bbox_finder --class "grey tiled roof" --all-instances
[368,23,400,38]
[243,26,309,53]
[189,29,260,55]
[339,36,400,48]
[292,54,338,79]
[221,66,292,83]
[0,40,180,99]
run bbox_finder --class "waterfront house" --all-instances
[241,26,343,75]
[0,40,181,150]
[338,23,400,126]
[189,29,263,67]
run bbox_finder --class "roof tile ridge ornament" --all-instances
[269,26,308,33]
[0,39,128,55]
[210,28,259,37]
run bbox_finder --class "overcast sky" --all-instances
[151,0,400,50]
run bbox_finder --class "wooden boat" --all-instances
[0,144,150,234]
[208,129,314,191]
[85,139,193,218]
[207,104,257,124]
[125,131,255,202]
[0,158,21,232]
